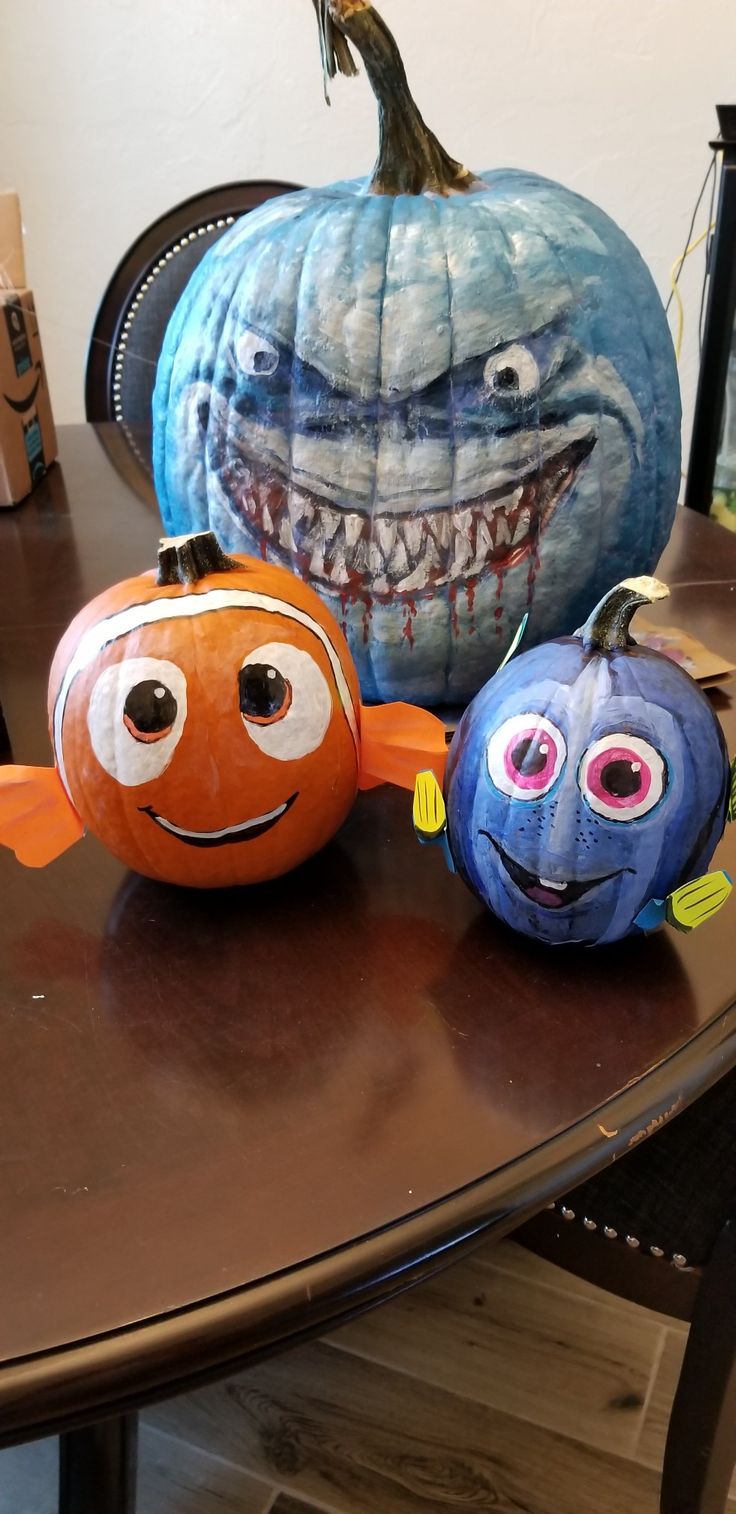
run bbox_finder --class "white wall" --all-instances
[2,0,734,466]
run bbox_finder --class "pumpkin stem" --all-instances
[577,576,670,653]
[314,0,475,196]
[156,532,239,586]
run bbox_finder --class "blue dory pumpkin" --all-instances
[415,578,733,946]
[153,0,680,706]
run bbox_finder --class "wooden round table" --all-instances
[1,426,735,1512]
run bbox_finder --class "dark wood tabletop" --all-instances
[1,425,735,1446]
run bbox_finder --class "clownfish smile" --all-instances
[481,833,631,909]
[140,792,298,847]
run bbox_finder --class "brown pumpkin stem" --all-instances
[577,576,670,652]
[156,532,239,586]
[312,0,475,196]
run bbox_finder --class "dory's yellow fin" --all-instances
[665,870,733,933]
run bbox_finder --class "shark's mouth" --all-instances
[220,433,595,601]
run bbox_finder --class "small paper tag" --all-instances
[634,615,735,687]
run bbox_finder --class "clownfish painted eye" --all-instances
[487,712,566,801]
[239,642,331,760]
[238,664,293,726]
[123,680,178,743]
[87,657,188,785]
[579,734,667,822]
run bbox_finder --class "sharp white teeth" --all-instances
[469,516,491,567]
[310,546,325,576]
[375,518,397,557]
[330,549,351,586]
[429,512,450,549]
[511,506,532,546]
[539,877,567,891]
[345,514,364,548]
[455,508,473,537]
[453,532,473,572]
[319,505,340,544]
[262,503,273,534]
[397,537,439,594]
[388,536,409,578]
[367,541,384,575]
[402,518,424,557]
[495,513,511,548]
[288,494,312,531]
[279,517,296,551]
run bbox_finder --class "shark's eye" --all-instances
[484,344,540,400]
[487,712,566,800]
[87,657,188,785]
[580,734,667,822]
[239,642,331,759]
[235,329,279,377]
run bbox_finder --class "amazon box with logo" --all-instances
[0,287,57,506]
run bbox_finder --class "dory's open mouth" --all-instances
[140,793,297,847]
[481,832,629,910]
[222,433,596,600]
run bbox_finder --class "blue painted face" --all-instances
[153,171,680,705]
[445,641,729,946]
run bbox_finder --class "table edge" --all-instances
[3,993,735,1446]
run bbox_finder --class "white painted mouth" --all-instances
[140,795,296,847]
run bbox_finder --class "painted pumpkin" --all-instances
[438,578,731,945]
[152,0,680,706]
[0,531,447,888]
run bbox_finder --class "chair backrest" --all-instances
[85,180,302,496]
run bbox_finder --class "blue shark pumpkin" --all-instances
[417,579,732,946]
[153,0,681,706]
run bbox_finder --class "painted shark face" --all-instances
[153,171,680,702]
[174,317,641,605]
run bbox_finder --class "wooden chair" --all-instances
[84,180,301,501]
[516,1064,736,1514]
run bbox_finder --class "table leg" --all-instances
[59,1414,138,1514]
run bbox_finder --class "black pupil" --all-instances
[512,736,548,777]
[239,664,288,720]
[601,759,642,799]
[124,680,177,734]
[253,348,275,374]
[495,364,519,392]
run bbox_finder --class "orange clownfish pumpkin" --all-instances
[0,532,447,887]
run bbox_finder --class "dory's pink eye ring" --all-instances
[487,713,567,801]
[580,734,666,822]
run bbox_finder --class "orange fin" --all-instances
[358,703,449,792]
[0,765,84,867]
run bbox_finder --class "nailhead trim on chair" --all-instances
[552,1201,689,1268]
[112,215,238,462]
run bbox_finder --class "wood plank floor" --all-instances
[1,1238,728,1514]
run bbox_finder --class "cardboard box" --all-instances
[0,289,57,506]
[0,192,26,290]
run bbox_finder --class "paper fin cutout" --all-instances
[665,870,732,932]
[498,612,529,672]
[412,770,456,873]
[635,870,733,934]
[358,703,448,792]
[728,757,736,824]
[413,769,447,840]
[0,765,84,867]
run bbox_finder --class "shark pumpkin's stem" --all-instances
[578,575,670,652]
[313,0,475,196]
